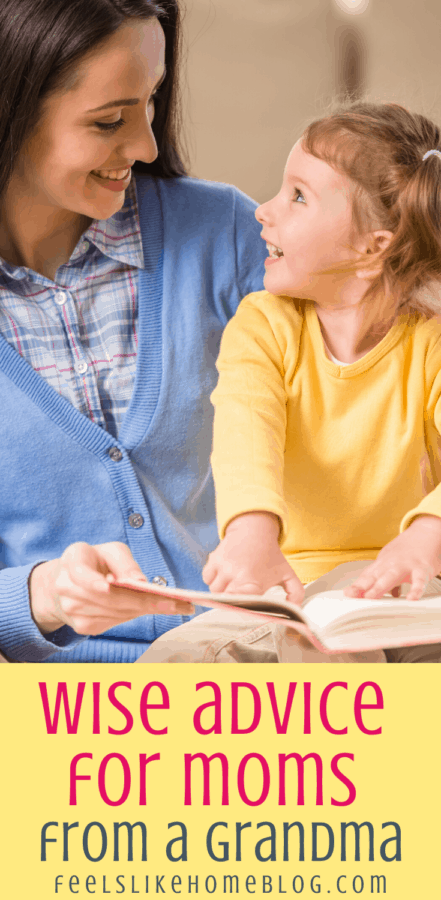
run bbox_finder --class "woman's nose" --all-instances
[123,117,159,165]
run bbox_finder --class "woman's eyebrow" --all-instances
[87,68,167,113]
[89,98,139,112]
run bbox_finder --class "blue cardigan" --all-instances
[0,175,266,662]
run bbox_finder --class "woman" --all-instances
[0,0,266,661]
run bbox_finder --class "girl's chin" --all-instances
[264,274,291,295]
[263,270,309,298]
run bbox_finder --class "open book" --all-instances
[114,560,441,653]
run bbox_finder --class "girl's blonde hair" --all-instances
[302,102,441,321]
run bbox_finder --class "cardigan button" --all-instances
[128,513,144,529]
[108,446,123,462]
[151,575,168,586]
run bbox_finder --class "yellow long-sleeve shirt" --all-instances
[210,291,441,584]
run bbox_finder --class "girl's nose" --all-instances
[255,198,274,226]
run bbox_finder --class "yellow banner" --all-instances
[0,664,439,898]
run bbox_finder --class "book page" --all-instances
[303,591,441,641]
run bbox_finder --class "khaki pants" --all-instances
[136,607,441,663]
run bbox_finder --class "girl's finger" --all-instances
[224,580,263,595]
[345,570,378,597]
[202,555,218,585]
[282,574,304,607]
[406,570,430,603]
[363,568,405,599]
[207,573,231,594]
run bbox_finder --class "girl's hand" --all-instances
[30,541,193,636]
[344,515,441,602]
[202,511,304,605]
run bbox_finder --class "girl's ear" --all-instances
[356,230,394,280]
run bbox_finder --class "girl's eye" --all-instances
[292,188,306,203]
[95,117,126,133]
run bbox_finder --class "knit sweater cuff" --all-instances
[0,562,85,662]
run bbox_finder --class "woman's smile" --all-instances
[89,167,132,191]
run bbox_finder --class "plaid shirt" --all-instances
[0,177,143,437]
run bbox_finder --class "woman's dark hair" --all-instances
[0,0,187,199]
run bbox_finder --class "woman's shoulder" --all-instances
[133,173,266,312]
[134,174,263,272]
[136,172,259,215]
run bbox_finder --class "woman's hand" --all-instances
[30,541,193,636]
[202,511,304,605]
[344,515,441,602]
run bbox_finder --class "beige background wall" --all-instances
[181,0,441,203]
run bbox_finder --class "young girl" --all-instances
[140,102,441,664]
